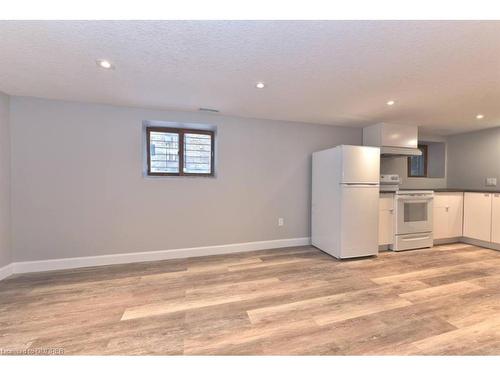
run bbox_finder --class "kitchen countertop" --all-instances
[382,188,500,194]
[433,188,500,194]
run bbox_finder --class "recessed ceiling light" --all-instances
[96,59,114,69]
[386,100,395,106]
[476,114,484,120]
[255,82,266,89]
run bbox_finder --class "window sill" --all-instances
[143,173,218,179]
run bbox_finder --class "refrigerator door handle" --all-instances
[341,183,380,187]
[342,182,379,185]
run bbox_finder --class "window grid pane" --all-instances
[410,155,424,176]
[149,131,179,173]
[183,133,212,174]
[408,145,427,177]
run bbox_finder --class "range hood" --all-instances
[379,146,422,157]
[363,123,422,157]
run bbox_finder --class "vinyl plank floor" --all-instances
[1,243,499,355]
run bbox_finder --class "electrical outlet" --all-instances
[278,218,284,227]
[486,177,497,186]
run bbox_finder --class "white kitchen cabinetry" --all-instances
[433,192,463,240]
[379,195,394,245]
[491,194,500,244]
[463,192,492,242]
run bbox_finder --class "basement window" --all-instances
[146,126,215,176]
[407,144,428,178]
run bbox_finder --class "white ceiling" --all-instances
[1,20,500,135]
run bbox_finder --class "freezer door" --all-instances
[340,145,380,184]
[340,185,379,258]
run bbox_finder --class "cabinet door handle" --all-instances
[389,209,394,214]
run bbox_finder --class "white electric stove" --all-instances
[391,190,434,251]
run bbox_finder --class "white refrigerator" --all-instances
[312,145,380,259]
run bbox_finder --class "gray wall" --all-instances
[10,97,361,262]
[426,142,446,179]
[447,126,500,190]
[0,92,11,268]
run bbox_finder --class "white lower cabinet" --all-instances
[463,192,492,242]
[377,190,500,249]
[379,195,394,245]
[433,192,463,240]
[491,194,500,244]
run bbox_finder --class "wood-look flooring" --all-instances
[1,243,500,355]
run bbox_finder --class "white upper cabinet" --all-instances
[379,195,394,245]
[433,192,463,240]
[463,192,492,242]
[363,123,418,149]
[491,194,500,244]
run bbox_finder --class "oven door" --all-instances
[395,195,433,235]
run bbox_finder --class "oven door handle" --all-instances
[395,197,433,202]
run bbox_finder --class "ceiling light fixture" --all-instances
[386,100,395,106]
[255,82,266,89]
[476,114,484,120]
[96,59,114,69]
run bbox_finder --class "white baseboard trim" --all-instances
[9,237,311,275]
[0,263,14,281]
